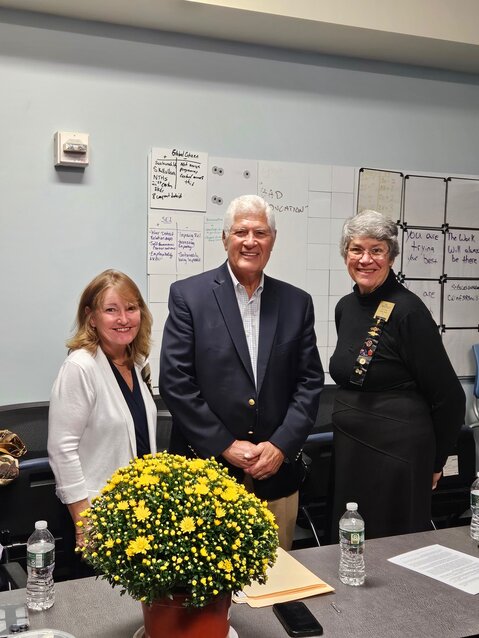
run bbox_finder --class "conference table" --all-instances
[1,526,478,638]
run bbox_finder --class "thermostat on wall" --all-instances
[54,131,89,167]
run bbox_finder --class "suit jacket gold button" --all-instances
[248,399,255,406]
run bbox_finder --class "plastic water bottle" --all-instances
[26,520,55,610]
[470,472,479,541]
[339,502,365,586]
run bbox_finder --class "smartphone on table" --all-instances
[273,601,323,637]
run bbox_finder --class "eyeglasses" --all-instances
[347,246,389,260]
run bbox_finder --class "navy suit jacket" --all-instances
[159,261,324,500]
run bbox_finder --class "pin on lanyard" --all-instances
[350,301,395,387]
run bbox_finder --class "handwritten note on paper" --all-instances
[148,212,204,275]
[401,228,444,279]
[444,229,479,277]
[357,168,403,220]
[443,280,479,327]
[403,279,442,324]
[150,148,208,211]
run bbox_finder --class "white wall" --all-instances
[1,8,479,404]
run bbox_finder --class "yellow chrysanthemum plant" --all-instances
[78,453,279,607]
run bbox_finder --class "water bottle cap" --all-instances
[35,520,48,529]
[346,502,358,511]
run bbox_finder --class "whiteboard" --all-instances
[403,175,446,227]
[401,227,444,279]
[446,178,479,228]
[443,280,479,328]
[146,151,479,387]
[357,168,403,221]
[257,160,309,289]
[205,156,258,271]
[146,150,358,389]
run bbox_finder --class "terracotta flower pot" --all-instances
[141,592,231,638]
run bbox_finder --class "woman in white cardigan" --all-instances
[48,269,157,549]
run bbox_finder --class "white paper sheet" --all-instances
[150,147,207,211]
[388,544,479,594]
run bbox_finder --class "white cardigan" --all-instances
[47,347,157,504]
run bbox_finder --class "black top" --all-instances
[109,361,151,458]
[329,269,465,470]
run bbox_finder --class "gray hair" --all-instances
[340,209,400,260]
[223,195,276,236]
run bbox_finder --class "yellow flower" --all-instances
[218,559,233,572]
[117,501,129,511]
[180,517,196,533]
[194,483,209,495]
[137,474,160,487]
[134,501,151,522]
[221,487,239,502]
[126,536,151,557]
[104,539,115,548]
[215,507,226,518]
[206,468,219,481]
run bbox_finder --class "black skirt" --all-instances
[331,388,435,540]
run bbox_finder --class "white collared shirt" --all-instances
[227,262,264,386]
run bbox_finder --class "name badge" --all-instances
[374,301,395,321]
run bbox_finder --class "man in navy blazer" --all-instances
[159,194,324,548]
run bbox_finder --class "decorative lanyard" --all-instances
[350,301,395,387]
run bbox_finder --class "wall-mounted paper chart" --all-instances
[446,178,479,228]
[150,147,208,211]
[357,168,403,221]
[401,227,444,279]
[403,279,442,324]
[403,175,446,227]
[443,280,479,327]
[148,211,204,275]
[444,228,479,277]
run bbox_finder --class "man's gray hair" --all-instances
[223,195,276,236]
[340,209,400,260]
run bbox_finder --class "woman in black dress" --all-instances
[329,210,465,539]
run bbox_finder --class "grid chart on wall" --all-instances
[147,149,479,391]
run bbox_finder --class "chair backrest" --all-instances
[473,344,479,400]
[0,457,64,543]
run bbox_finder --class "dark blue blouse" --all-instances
[109,360,151,458]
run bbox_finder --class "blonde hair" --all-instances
[67,269,152,367]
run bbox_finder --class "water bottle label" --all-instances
[27,548,54,568]
[472,490,479,508]
[340,528,365,545]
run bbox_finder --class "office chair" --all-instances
[0,556,27,591]
[431,422,476,529]
[296,431,335,548]
[0,457,72,582]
